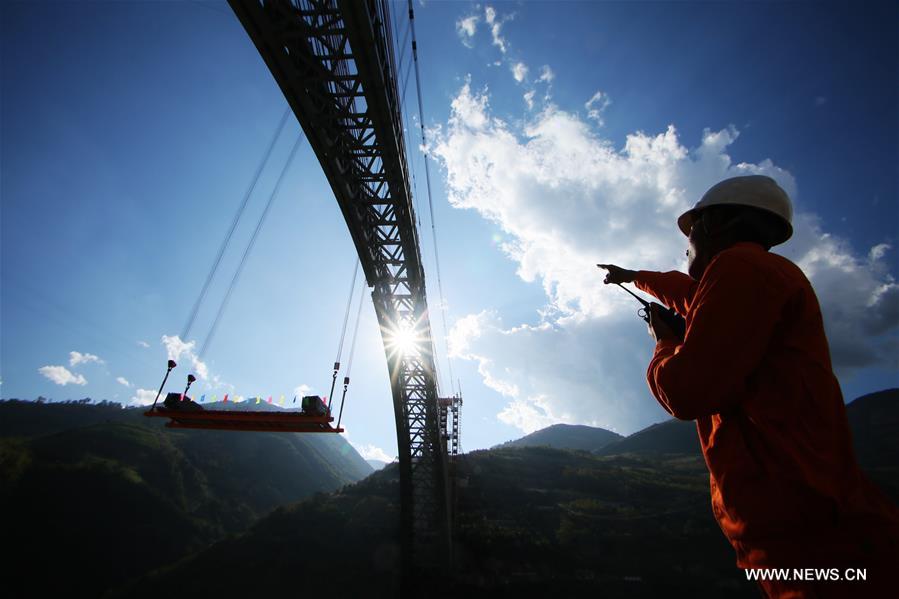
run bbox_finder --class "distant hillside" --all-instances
[594,388,899,460]
[119,387,899,598]
[0,398,149,437]
[120,449,756,599]
[0,399,372,597]
[367,459,388,471]
[599,419,699,456]
[846,388,899,467]
[502,423,623,452]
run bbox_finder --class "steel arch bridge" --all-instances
[227,0,451,574]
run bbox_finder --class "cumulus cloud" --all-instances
[161,334,209,381]
[69,351,102,367]
[523,90,536,110]
[356,444,394,463]
[116,377,131,387]
[39,365,87,386]
[129,388,158,406]
[511,62,528,83]
[456,14,479,46]
[432,81,899,434]
[137,340,150,348]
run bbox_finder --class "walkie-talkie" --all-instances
[616,283,686,338]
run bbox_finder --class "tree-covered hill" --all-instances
[118,389,899,599]
[499,423,623,452]
[0,399,372,597]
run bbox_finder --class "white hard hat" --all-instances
[677,175,793,246]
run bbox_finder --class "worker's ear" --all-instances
[703,206,740,238]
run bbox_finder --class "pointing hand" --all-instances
[596,264,637,285]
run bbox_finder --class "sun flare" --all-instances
[387,321,421,357]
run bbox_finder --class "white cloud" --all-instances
[294,384,313,398]
[356,444,393,463]
[128,388,159,406]
[869,243,890,262]
[484,5,508,54]
[137,340,150,348]
[511,62,528,83]
[585,90,612,125]
[433,80,899,434]
[498,395,568,434]
[456,14,479,46]
[537,65,555,83]
[116,377,131,387]
[161,334,209,381]
[69,351,102,367]
[39,365,87,386]
[523,90,536,110]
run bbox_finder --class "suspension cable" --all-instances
[181,107,291,343]
[334,259,360,364]
[198,133,305,359]
[394,6,412,77]
[328,258,359,412]
[407,0,456,395]
[337,279,366,430]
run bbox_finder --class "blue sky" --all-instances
[2,1,897,460]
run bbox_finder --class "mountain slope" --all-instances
[120,449,754,599]
[599,419,699,456]
[846,388,899,467]
[501,423,623,452]
[0,400,372,597]
[122,388,899,598]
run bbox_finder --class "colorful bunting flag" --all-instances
[223,394,229,403]
[293,396,297,404]
[267,396,272,404]
[200,394,206,403]
[256,396,261,404]
[279,395,285,406]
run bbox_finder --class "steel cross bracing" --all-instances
[227,0,451,571]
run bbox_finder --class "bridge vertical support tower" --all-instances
[227,0,452,579]
[438,395,462,459]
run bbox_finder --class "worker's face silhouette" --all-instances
[687,210,715,279]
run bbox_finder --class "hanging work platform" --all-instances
[144,407,343,433]
[144,364,343,433]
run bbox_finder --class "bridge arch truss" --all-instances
[227,0,451,573]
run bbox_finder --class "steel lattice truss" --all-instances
[227,0,451,572]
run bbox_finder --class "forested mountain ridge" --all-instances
[119,389,899,599]
[0,399,372,597]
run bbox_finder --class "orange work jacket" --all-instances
[634,242,899,571]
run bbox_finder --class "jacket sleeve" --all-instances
[646,251,786,420]
[633,270,697,315]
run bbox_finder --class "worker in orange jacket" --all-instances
[599,175,899,598]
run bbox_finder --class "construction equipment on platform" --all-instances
[144,362,344,433]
